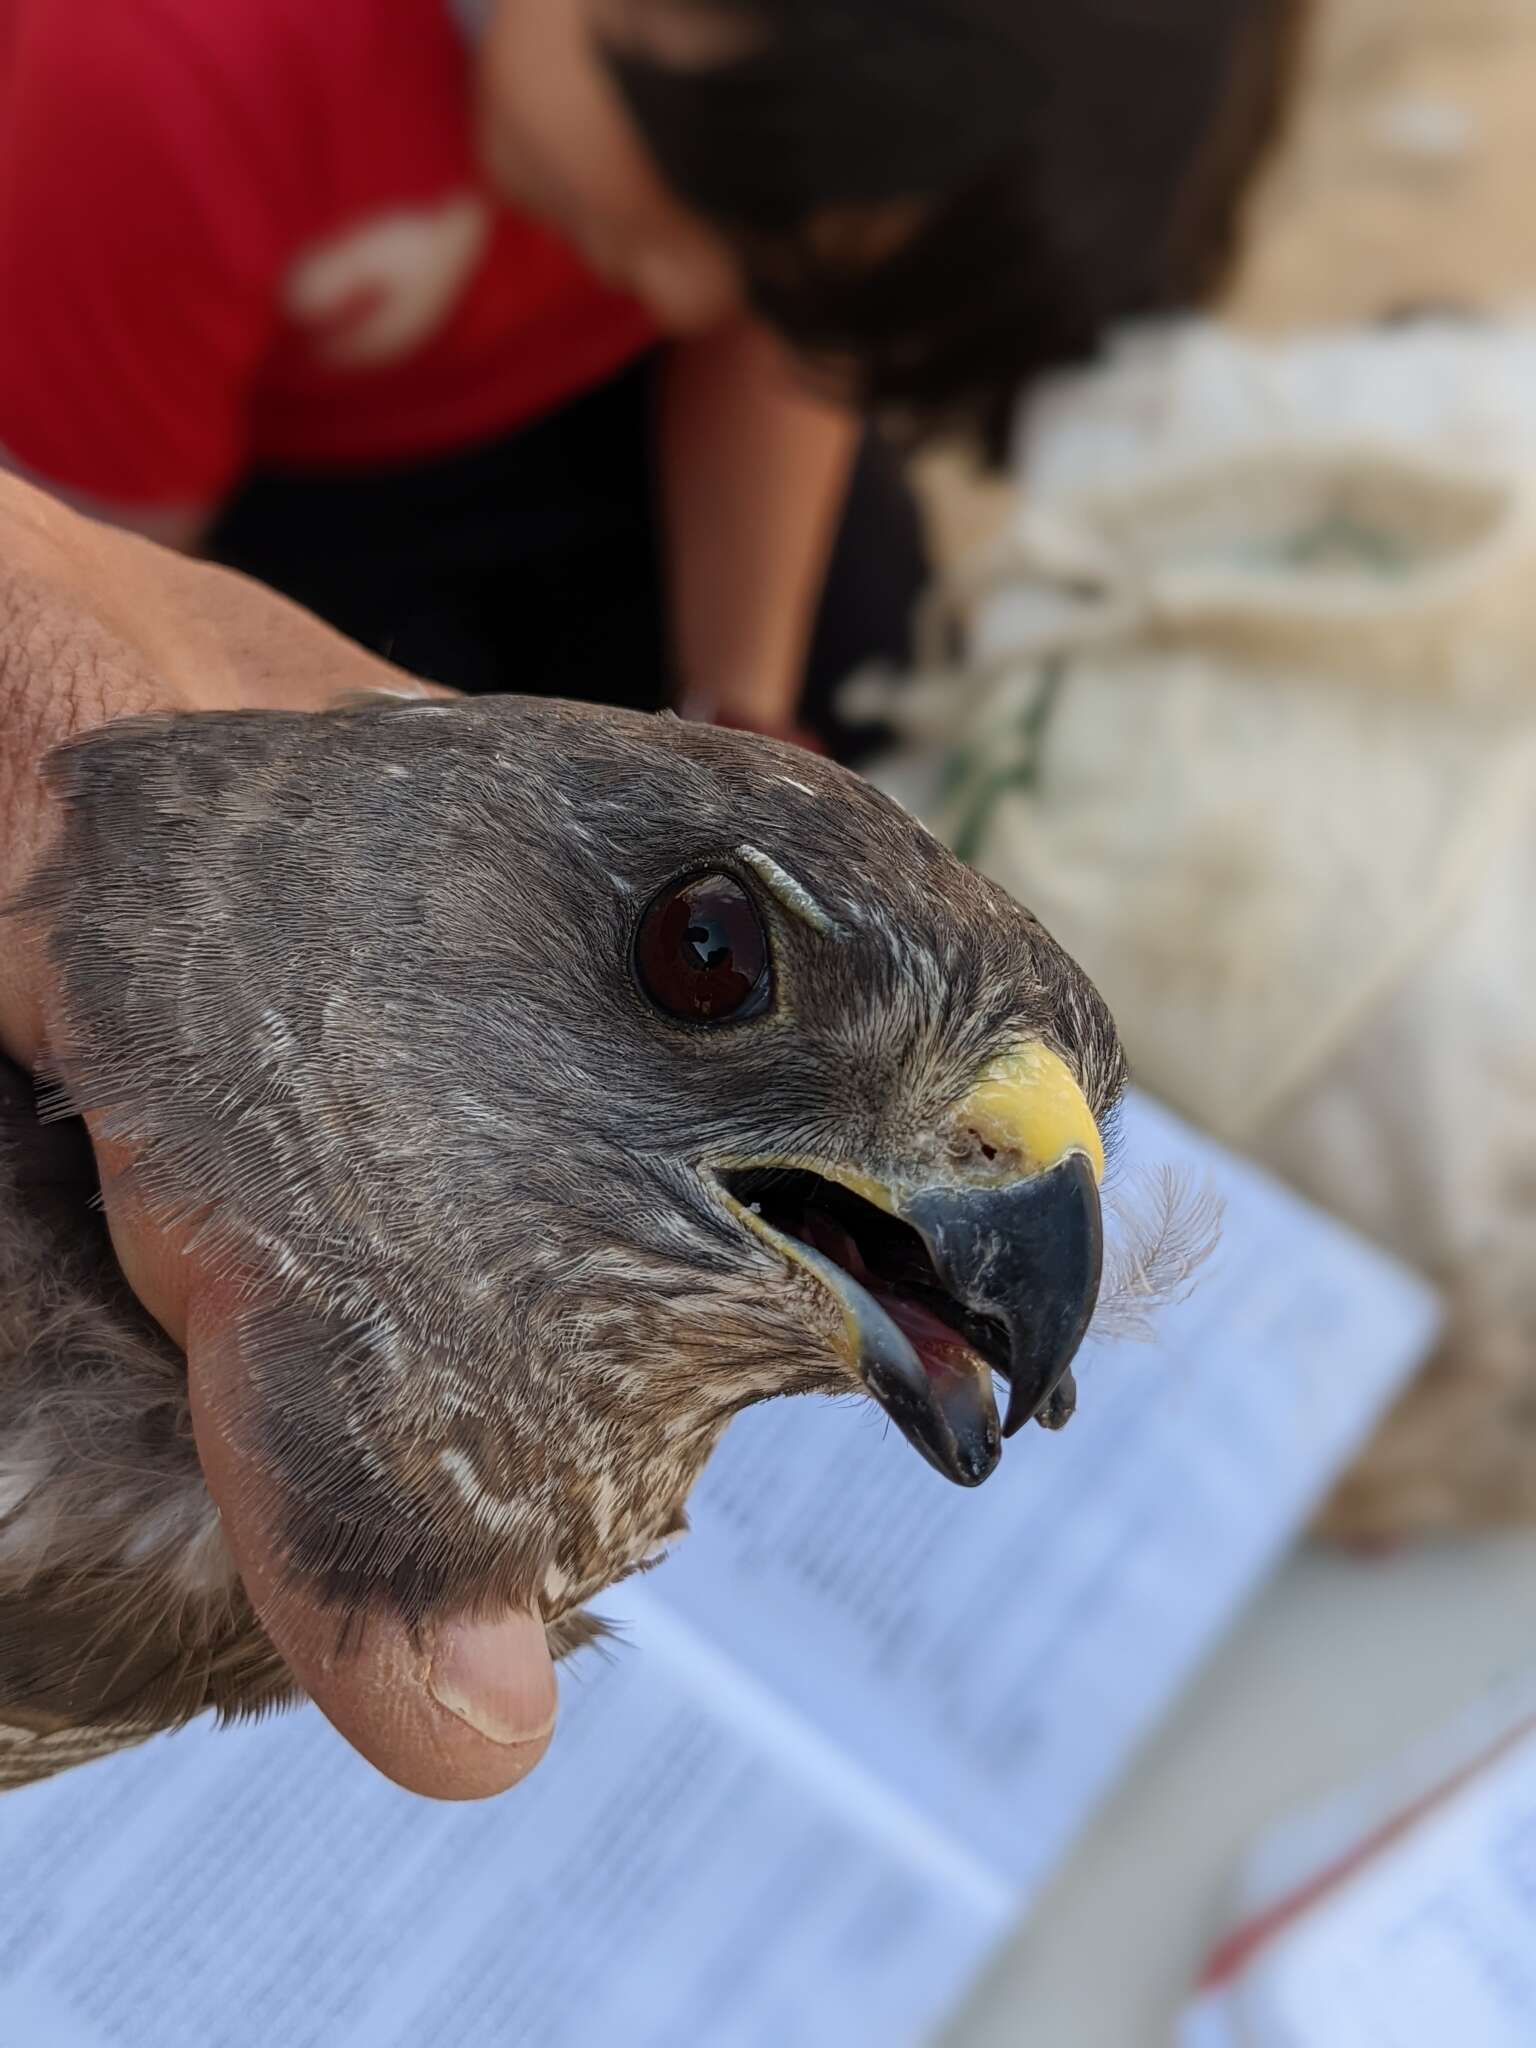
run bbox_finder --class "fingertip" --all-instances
[230,1521,561,1803]
[426,1610,558,1753]
[298,1607,559,1804]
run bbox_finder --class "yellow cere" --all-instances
[961,1043,1105,1184]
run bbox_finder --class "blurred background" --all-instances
[921,0,1536,2034]
[4,0,1536,2043]
[918,0,1536,554]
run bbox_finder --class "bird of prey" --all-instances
[0,695,1123,1790]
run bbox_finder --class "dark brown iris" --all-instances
[633,872,771,1024]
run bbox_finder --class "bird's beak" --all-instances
[903,1043,1106,1443]
[782,1231,1008,1488]
[716,1044,1106,1489]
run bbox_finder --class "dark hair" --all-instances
[606,0,1305,455]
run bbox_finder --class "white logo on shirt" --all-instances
[282,193,492,368]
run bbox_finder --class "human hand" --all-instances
[0,474,556,1799]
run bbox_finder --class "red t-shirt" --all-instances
[0,0,658,512]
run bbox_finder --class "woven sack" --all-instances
[862,361,1536,1540]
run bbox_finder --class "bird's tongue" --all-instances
[798,1208,1002,1487]
[802,1214,981,1380]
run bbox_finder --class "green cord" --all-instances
[949,660,1069,866]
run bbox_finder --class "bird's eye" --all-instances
[633,872,771,1025]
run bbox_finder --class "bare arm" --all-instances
[0,472,396,1029]
[660,321,858,736]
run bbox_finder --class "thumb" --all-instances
[95,1146,558,1801]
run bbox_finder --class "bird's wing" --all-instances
[0,1607,298,1795]
[0,1042,304,1787]
[0,1715,151,1792]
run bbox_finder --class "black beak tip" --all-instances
[1040,1367,1078,1432]
[908,1152,1104,1445]
[864,1359,1002,1489]
[954,1422,1002,1487]
[1001,1364,1079,1440]
[916,1422,1001,1489]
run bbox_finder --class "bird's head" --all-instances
[25,696,1124,1643]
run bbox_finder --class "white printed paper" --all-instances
[0,1093,1440,2047]
[0,1636,1008,2048]
[1182,1715,1536,2048]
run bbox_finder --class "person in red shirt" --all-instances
[0,0,1299,1800]
[0,0,1297,754]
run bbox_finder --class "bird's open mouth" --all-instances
[721,1165,1013,1379]
[718,1164,1004,1487]
[710,1044,1107,1490]
[716,1151,1102,1490]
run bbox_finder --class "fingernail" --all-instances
[426,1611,558,1749]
